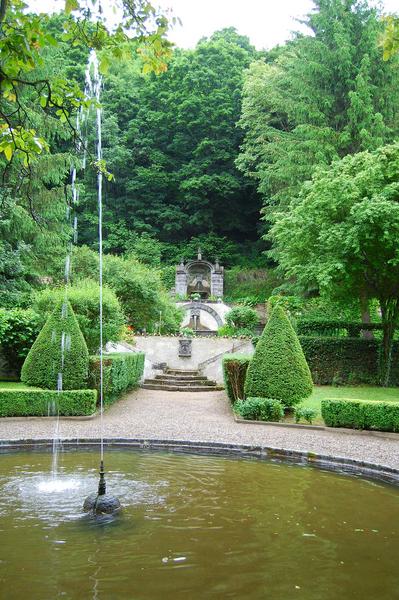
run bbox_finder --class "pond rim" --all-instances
[0,437,398,487]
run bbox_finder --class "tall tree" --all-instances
[271,142,399,386]
[79,28,262,255]
[238,0,399,213]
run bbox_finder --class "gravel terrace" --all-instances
[0,389,399,470]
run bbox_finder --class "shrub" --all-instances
[103,254,182,334]
[294,407,318,424]
[0,389,97,417]
[0,308,41,373]
[224,267,282,302]
[222,354,251,403]
[33,280,125,353]
[180,327,195,338]
[21,300,89,390]
[88,352,145,406]
[321,398,399,432]
[244,305,313,406]
[298,337,399,385]
[267,295,304,315]
[218,324,235,337]
[234,397,284,421]
[225,306,259,331]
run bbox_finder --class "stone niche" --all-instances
[175,249,224,300]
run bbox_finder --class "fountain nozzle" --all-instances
[83,459,121,515]
[98,460,106,496]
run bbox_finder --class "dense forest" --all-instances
[1,0,399,357]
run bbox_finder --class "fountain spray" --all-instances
[82,49,120,516]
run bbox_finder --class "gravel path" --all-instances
[0,389,399,470]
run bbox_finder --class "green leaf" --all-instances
[64,0,79,14]
[3,145,13,161]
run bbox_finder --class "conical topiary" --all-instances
[244,305,313,406]
[21,299,89,390]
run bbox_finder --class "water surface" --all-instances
[0,449,398,599]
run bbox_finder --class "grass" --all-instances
[0,381,40,390]
[295,385,399,425]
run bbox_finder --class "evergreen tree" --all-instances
[238,0,399,213]
[21,300,89,390]
[244,305,313,406]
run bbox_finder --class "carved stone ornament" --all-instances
[178,338,192,357]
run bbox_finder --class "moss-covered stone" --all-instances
[244,305,312,406]
[21,300,89,390]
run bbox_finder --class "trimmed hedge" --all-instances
[234,397,284,421]
[0,389,97,417]
[89,352,145,406]
[21,300,89,390]
[300,337,399,386]
[297,320,384,338]
[321,398,399,432]
[222,354,251,403]
[244,305,313,406]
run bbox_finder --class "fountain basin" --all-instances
[0,445,398,599]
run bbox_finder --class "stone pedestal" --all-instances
[175,262,188,296]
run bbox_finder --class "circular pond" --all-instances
[0,448,398,599]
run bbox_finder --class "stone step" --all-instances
[141,383,224,392]
[146,378,216,386]
[166,369,200,376]
[155,374,208,382]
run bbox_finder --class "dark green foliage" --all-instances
[224,268,281,303]
[222,354,251,403]
[89,352,145,406]
[294,407,318,425]
[21,300,89,390]
[0,309,41,374]
[321,398,399,432]
[33,280,125,353]
[234,397,284,422]
[297,320,384,337]
[79,29,261,255]
[225,306,259,331]
[0,389,97,417]
[244,306,313,406]
[239,1,399,213]
[300,337,399,386]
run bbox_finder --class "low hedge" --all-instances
[234,397,284,422]
[0,389,97,417]
[222,354,251,403]
[89,352,145,406]
[300,337,399,386]
[321,398,399,432]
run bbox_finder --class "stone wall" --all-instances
[107,336,254,384]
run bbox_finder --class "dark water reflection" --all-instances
[0,449,398,600]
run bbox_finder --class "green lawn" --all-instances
[299,386,399,425]
[0,381,40,390]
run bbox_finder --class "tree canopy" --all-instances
[238,0,399,218]
[271,142,399,385]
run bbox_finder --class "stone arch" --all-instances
[182,302,224,328]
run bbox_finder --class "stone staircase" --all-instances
[141,368,224,392]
